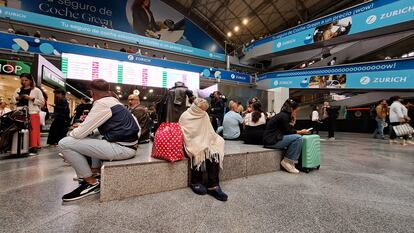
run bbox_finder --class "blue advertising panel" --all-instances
[245,0,414,56]
[2,0,224,54]
[0,32,249,83]
[0,2,225,61]
[258,59,414,89]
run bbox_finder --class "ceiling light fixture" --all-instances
[242,19,248,25]
[149,89,154,93]
[227,32,232,37]
[234,26,240,32]
[143,96,147,100]
[116,86,121,90]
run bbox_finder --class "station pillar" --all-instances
[268,87,289,114]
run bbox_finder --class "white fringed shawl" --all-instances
[179,104,224,170]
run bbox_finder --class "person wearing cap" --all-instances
[11,73,45,155]
[58,79,140,202]
[47,89,70,146]
[128,94,150,143]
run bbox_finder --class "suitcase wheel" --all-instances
[316,165,320,170]
[303,168,310,173]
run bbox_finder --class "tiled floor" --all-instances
[0,132,413,233]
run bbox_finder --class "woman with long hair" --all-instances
[12,73,45,155]
[263,99,309,174]
[243,102,266,144]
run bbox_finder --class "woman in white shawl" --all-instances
[179,98,228,201]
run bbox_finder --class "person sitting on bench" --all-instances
[59,79,140,202]
[263,99,309,174]
[179,98,228,201]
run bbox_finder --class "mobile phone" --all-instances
[307,128,313,131]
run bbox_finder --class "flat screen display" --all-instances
[61,53,200,91]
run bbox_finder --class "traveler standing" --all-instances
[47,89,70,145]
[372,99,388,140]
[160,81,194,123]
[11,73,45,155]
[311,106,320,134]
[209,91,225,127]
[389,96,410,145]
[321,101,338,140]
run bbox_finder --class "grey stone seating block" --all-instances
[100,141,283,202]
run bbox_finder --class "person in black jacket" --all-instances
[321,101,339,140]
[72,97,92,124]
[47,89,70,145]
[263,99,309,174]
[210,91,225,128]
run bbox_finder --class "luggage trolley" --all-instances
[0,107,30,156]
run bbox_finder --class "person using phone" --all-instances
[263,99,309,174]
[11,73,45,155]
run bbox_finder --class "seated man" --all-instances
[59,79,140,202]
[128,94,150,143]
[219,101,244,140]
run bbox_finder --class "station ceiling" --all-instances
[161,0,364,48]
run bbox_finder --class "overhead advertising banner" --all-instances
[245,0,414,57]
[258,58,414,89]
[62,53,200,91]
[0,32,250,84]
[0,1,225,61]
[0,58,31,75]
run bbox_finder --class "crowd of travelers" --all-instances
[2,75,413,203]
[371,97,414,146]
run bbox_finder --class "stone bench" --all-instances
[100,141,283,202]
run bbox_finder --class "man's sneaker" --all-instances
[62,180,100,202]
[281,159,299,174]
